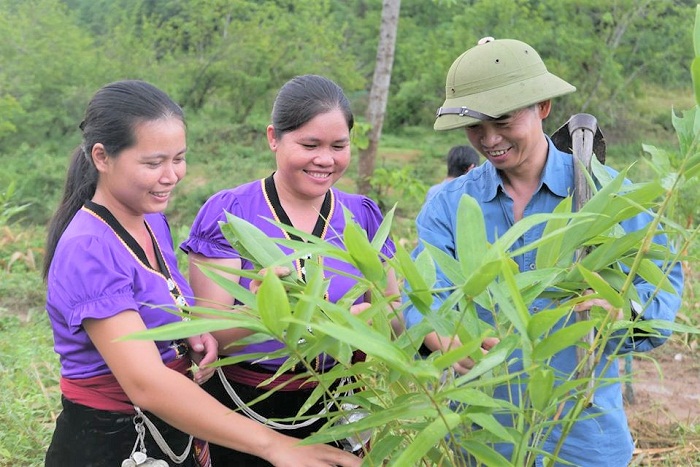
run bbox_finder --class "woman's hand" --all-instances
[249,266,292,294]
[187,333,219,384]
[265,435,361,467]
[452,337,500,375]
[349,302,372,316]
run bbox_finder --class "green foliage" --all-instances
[0,182,42,275]
[0,310,58,466]
[640,4,700,233]
[368,166,428,214]
[0,94,22,140]
[0,182,29,227]
[130,158,697,464]
[0,0,109,151]
[0,0,696,227]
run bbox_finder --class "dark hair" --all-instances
[446,145,480,177]
[42,80,184,280]
[271,74,354,138]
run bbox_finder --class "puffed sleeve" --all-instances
[48,236,139,334]
[180,190,242,259]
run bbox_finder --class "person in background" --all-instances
[181,74,400,466]
[43,79,361,467]
[424,144,480,202]
[403,37,684,466]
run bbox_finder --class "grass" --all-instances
[0,307,58,467]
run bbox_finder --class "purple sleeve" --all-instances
[180,190,242,259]
[49,237,140,332]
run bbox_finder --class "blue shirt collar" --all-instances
[481,136,573,202]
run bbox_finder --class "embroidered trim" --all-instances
[82,201,189,309]
[261,174,334,282]
[260,175,334,373]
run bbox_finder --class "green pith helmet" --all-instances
[434,37,576,131]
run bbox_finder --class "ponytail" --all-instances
[42,146,98,279]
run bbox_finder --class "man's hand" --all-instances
[574,289,624,320]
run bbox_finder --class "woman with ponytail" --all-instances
[43,80,361,467]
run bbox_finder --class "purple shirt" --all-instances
[180,178,394,367]
[46,208,193,378]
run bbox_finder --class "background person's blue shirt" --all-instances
[404,137,684,466]
[425,180,448,203]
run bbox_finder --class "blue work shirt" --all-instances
[425,180,448,203]
[404,137,684,466]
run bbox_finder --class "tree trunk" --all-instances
[357,0,401,195]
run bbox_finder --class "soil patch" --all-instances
[625,338,700,464]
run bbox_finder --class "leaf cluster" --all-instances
[130,156,697,464]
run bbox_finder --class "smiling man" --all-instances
[403,37,685,466]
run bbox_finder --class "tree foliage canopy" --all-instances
[0,0,693,154]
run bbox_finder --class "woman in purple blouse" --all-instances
[181,74,401,465]
[43,80,361,467]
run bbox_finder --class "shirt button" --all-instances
[529,263,536,270]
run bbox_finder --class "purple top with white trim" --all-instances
[46,207,193,379]
[180,177,395,368]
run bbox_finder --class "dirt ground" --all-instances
[624,338,700,464]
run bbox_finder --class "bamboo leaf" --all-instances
[257,270,291,337]
[441,387,511,409]
[490,268,564,310]
[536,197,573,269]
[431,335,484,370]
[532,321,598,361]
[455,195,488,275]
[683,151,700,180]
[286,260,328,349]
[619,257,675,293]
[460,441,511,467]
[577,264,625,309]
[304,320,413,373]
[392,243,433,311]
[342,208,385,284]
[304,401,439,446]
[490,212,573,255]
[464,412,516,443]
[364,435,403,466]
[455,341,514,384]
[527,307,570,342]
[694,5,700,105]
[121,317,267,341]
[220,212,290,268]
[462,258,507,297]
[493,257,531,338]
[631,319,700,335]
[423,242,465,285]
[529,367,555,412]
[195,261,257,306]
[390,412,461,466]
[370,203,396,251]
[694,4,700,57]
[579,228,648,273]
